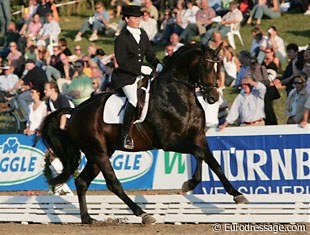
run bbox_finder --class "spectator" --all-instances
[250,26,266,57]
[19,13,42,40]
[280,43,304,96]
[286,74,309,124]
[69,45,85,63]
[300,97,310,128]
[0,65,19,91]
[201,1,243,45]
[140,8,158,42]
[65,60,93,106]
[247,0,281,26]
[180,0,215,44]
[218,75,266,130]
[1,22,21,58]
[11,59,48,118]
[17,0,38,32]
[48,0,59,22]
[0,0,11,34]
[7,41,23,73]
[235,50,251,88]
[24,40,37,61]
[35,0,52,24]
[166,33,184,55]
[91,77,102,96]
[37,12,61,46]
[24,85,47,136]
[258,25,286,65]
[44,81,72,129]
[100,61,114,92]
[74,2,110,42]
[222,45,240,87]
[262,47,280,78]
[142,0,159,21]
[35,39,50,67]
[163,43,174,65]
[111,0,130,18]
[45,45,70,81]
[58,38,72,57]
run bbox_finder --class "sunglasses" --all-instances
[294,81,303,85]
[74,65,82,68]
[75,48,81,51]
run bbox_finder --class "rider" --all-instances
[110,5,163,150]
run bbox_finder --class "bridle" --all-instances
[197,45,219,94]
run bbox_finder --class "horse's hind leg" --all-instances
[75,161,100,224]
[97,156,156,224]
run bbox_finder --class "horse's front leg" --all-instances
[75,161,100,224]
[182,159,202,193]
[98,156,156,224]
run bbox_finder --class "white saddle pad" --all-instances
[103,80,151,124]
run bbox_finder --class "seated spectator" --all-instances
[91,77,102,96]
[280,43,304,96]
[262,47,280,80]
[1,22,21,58]
[17,0,38,32]
[222,45,240,87]
[100,61,114,92]
[35,0,52,24]
[7,41,25,77]
[0,65,19,91]
[163,43,174,65]
[11,59,48,118]
[219,75,266,131]
[201,1,243,45]
[37,12,61,46]
[111,0,130,18]
[258,25,286,65]
[19,13,42,41]
[140,8,158,42]
[207,31,227,57]
[300,96,310,128]
[64,60,93,106]
[44,81,72,129]
[286,74,309,124]
[35,39,50,67]
[24,40,37,61]
[45,44,70,81]
[165,33,184,55]
[180,0,215,44]
[81,55,92,78]
[58,38,72,57]
[250,27,266,57]
[74,2,110,42]
[69,45,85,63]
[247,0,281,26]
[24,85,47,136]
[142,0,159,21]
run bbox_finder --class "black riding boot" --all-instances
[121,103,135,149]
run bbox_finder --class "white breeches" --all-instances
[122,79,138,107]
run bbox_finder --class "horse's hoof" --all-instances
[81,215,96,224]
[234,195,249,204]
[181,181,190,193]
[141,213,156,224]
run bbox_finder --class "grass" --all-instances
[38,9,310,125]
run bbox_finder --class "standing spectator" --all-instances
[262,47,280,77]
[180,0,215,44]
[65,60,93,106]
[37,12,61,46]
[24,85,47,136]
[286,74,309,124]
[247,0,281,26]
[44,81,72,129]
[0,0,11,34]
[280,43,304,96]
[201,1,243,45]
[218,75,266,130]
[0,65,19,91]
[74,2,110,42]
[11,59,48,118]
[140,8,158,42]
[258,25,286,65]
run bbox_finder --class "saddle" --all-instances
[103,75,151,124]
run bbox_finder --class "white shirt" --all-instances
[223,57,238,79]
[127,26,141,44]
[39,20,61,39]
[0,73,19,91]
[27,102,47,131]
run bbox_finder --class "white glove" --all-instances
[141,65,153,75]
[156,63,163,73]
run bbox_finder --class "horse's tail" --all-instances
[40,107,80,186]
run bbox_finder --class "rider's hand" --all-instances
[156,63,163,73]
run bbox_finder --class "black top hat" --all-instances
[121,5,143,17]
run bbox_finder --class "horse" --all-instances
[40,43,249,224]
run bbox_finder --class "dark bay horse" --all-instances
[40,43,248,224]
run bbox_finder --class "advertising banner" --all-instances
[194,125,310,195]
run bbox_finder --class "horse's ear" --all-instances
[214,42,223,56]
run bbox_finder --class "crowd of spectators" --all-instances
[0,0,309,137]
